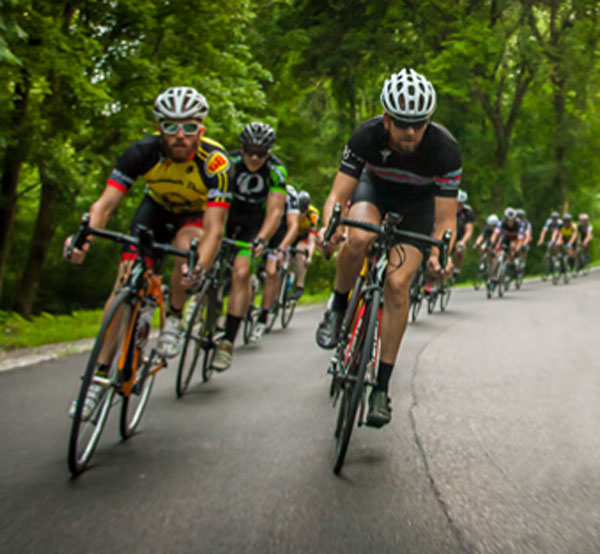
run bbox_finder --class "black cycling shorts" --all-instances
[225,204,264,243]
[122,195,203,262]
[351,171,435,252]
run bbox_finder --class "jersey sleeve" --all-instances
[338,130,367,179]
[465,206,475,224]
[286,186,300,214]
[434,143,462,198]
[107,138,158,193]
[204,149,233,209]
[268,160,288,195]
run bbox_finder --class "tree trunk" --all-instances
[0,77,31,301]
[13,167,60,317]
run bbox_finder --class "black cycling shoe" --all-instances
[315,308,344,349]
[366,389,392,428]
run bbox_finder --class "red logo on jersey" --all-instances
[206,152,229,175]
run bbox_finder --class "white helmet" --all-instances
[504,207,517,220]
[153,87,209,120]
[457,189,468,203]
[380,68,436,122]
[486,214,499,226]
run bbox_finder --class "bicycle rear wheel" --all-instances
[68,290,131,476]
[440,284,452,311]
[176,289,209,397]
[333,288,380,475]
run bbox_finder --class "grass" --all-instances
[0,310,105,351]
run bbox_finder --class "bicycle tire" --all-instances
[280,272,297,328]
[265,303,278,333]
[333,288,381,475]
[243,276,259,344]
[67,290,131,476]
[176,287,210,397]
[411,297,422,322]
[427,292,436,313]
[440,285,451,311]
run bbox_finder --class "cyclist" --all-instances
[211,122,288,371]
[577,213,593,266]
[473,214,499,252]
[292,191,320,300]
[316,68,461,428]
[537,211,562,247]
[515,208,532,269]
[552,213,578,270]
[453,189,474,278]
[65,86,232,416]
[490,207,524,272]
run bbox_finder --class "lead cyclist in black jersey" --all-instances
[316,68,460,427]
[64,87,231,416]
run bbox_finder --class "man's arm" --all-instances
[317,172,358,250]
[256,191,286,242]
[460,222,474,245]
[279,212,300,251]
[199,206,227,271]
[431,196,457,257]
[65,185,124,264]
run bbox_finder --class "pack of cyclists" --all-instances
[63,73,595,470]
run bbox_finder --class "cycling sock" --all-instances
[167,304,183,319]
[258,309,269,324]
[224,314,242,343]
[332,289,348,312]
[295,286,304,296]
[375,362,394,393]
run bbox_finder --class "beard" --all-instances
[162,136,195,162]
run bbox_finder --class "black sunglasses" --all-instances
[242,146,269,158]
[388,115,428,130]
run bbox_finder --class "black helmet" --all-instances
[298,191,310,212]
[239,122,276,149]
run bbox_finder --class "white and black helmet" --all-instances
[457,189,468,203]
[486,214,499,226]
[504,207,517,220]
[153,87,209,120]
[380,68,437,122]
[239,122,276,149]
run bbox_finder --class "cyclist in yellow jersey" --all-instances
[64,87,231,416]
[292,192,319,300]
[552,212,578,270]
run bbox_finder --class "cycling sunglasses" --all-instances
[242,146,269,158]
[388,115,429,130]
[159,121,202,135]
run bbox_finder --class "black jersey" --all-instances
[497,219,524,242]
[577,223,593,241]
[228,150,287,205]
[107,134,232,213]
[339,116,462,199]
[456,204,475,240]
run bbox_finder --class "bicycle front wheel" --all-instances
[68,290,131,476]
[280,272,297,329]
[176,287,210,397]
[440,285,452,311]
[333,288,381,475]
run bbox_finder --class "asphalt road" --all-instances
[1,271,599,554]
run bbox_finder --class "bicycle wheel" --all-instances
[411,296,422,322]
[243,276,259,344]
[333,288,381,475]
[176,286,210,397]
[427,291,436,313]
[68,290,131,475]
[440,284,452,311]
[281,272,297,328]
[265,302,278,333]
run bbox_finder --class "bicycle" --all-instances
[426,272,452,313]
[474,242,494,291]
[551,245,570,285]
[264,245,308,333]
[66,214,199,475]
[323,204,451,474]
[409,258,426,322]
[574,243,591,276]
[176,237,251,397]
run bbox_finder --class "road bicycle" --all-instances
[66,214,198,475]
[473,242,494,291]
[550,245,570,285]
[323,204,451,474]
[264,245,308,333]
[426,271,452,313]
[176,237,250,397]
[574,243,591,276]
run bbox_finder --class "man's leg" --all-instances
[158,224,203,358]
[367,245,422,427]
[212,254,251,370]
[251,256,279,343]
[316,202,380,349]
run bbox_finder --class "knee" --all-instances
[385,274,411,308]
[233,265,250,283]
